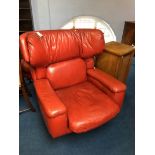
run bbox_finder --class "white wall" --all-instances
[31,0,135,41]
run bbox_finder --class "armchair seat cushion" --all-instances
[56,81,120,133]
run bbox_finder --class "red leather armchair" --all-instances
[20,29,126,138]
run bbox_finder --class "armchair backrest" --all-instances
[20,29,105,89]
[20,29,105,67]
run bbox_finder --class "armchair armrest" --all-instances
[34,79,66,118]
[87,68,126,93]
[87,68,127,107]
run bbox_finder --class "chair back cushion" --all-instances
[46,58,87,89]
[20,29,105,67]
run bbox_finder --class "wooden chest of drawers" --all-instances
[95,41,135,83]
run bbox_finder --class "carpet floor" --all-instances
[19,58,135,155]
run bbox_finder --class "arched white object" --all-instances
[61,16,116,43]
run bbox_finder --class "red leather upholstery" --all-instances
[19,29,126,138]
[20,29,104,64]
[46,58,87,89]
[79,29,105,58]
[26,31,80,67]
[87,68,126,108]
[34,79,66,118]
[56,81,120,133]
[85,58,94,69]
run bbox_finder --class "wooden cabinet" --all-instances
[95,41,135,83]
[121,21,135,46]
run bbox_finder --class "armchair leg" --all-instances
[19,60,35,113]
[19,85,36,113]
